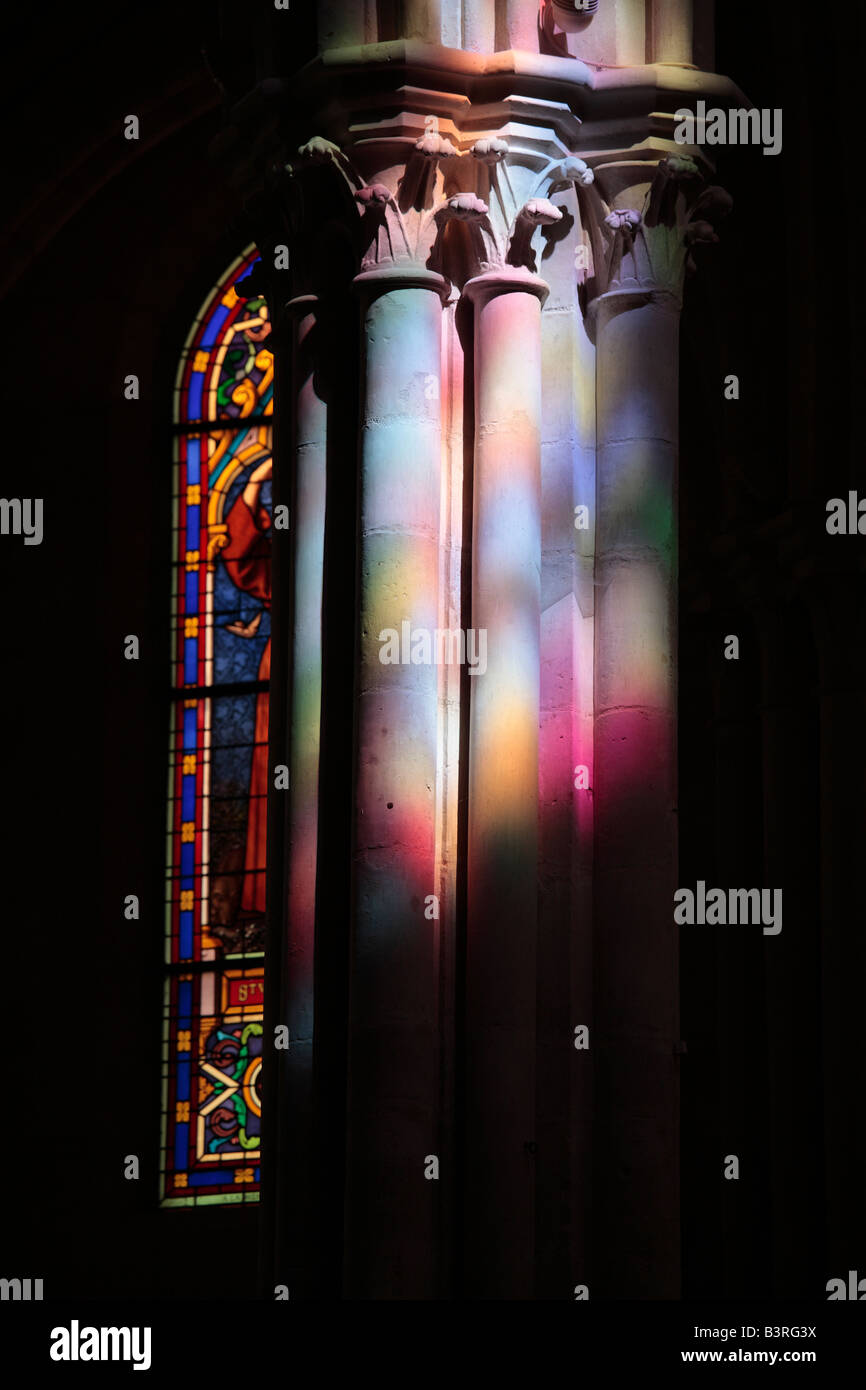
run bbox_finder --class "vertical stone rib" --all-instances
[592,289,680,1297]
[345,265,448,1298]
[462,269,547,1298]
[462,0,496,54]
[404,0,442,42]
[651,0,694,64]
[615,0,647,65]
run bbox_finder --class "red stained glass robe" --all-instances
[222,494,271,917]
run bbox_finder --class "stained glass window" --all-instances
[161,247,272,1206]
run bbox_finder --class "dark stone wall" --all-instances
[2,5,261,1300]
[679,0,866,1298]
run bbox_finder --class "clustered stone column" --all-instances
[236,59,733,1294]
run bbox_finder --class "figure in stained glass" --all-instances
[161,248,272,1206]
[217,455,273,950]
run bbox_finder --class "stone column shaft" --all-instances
[263,296,327,1297]
[463,270,546,1298]
[593,288,680,1298]
[346,264,447,1299]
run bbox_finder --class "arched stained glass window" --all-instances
[161,247,273,1207]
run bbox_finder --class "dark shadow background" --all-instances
[1,0,862,1299]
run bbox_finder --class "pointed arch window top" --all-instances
[174,246,274,428]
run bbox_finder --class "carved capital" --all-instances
[285,97,589,287]
[285,122,465,280]
[230,99,601,303]
[578,155,732,311]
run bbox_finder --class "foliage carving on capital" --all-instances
[428,193,498,277]
[400,119,458,210]
[287,123,463,276]
[438,145,593,278]
[251,120,603,292]
[577,156,733,306]
[471,138,509,165]
[297,136,347,167]
[506,197,564,272]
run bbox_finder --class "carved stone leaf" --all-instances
[471,138,509,165]
[522,197,564,226]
